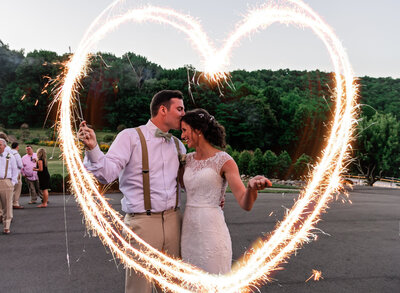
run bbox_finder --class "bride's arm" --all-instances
[221,160,271,211]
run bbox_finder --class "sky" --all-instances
[0,0,399,78]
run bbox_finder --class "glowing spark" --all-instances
[306,269,323,282]
[56,0,358,291]
[34,99,39,106]
[20,94,26,101]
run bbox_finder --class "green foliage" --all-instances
[263,150,278,178]
[102,134,115,143]
[225,145,233,156]
[1,42,399,181]
[238,150,253,175]
[293,153,312,179]
[50,174,64,192]
[231,150,240,165]
[355,112,400,185]
[277,151,292,179]
[248,148,266,176]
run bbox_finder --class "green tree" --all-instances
[355,112,400,185]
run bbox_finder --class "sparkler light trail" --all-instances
[306,269,323,282]
[55,0,358,291]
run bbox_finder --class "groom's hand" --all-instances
[248,175,272,190]
[78,121,97,150]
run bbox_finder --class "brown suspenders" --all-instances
[135,127,181,215]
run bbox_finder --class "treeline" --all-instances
[1,41,399,180]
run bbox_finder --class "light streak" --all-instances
[56,0,358,291]
[305,269,323,282]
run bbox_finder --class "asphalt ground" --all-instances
[1,186,399,293]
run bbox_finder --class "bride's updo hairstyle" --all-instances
[181,108,226,149]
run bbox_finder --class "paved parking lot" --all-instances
[1,186,399,292]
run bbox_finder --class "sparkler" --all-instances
[306,269,323,282]
[55,0,358,291]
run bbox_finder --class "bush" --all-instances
[24,137,40,145]
[46,127,58,140]
[231,150,240,165]
[293,153,312,179]
[21,178,29,194]
[264,150,278,178]
[102,134,115,143]
[225,145,233,156]
[238,150,253,175]
[248,148,266,176]
[50,174,64,192]
[277,151,292,179]
[117,124,127,133]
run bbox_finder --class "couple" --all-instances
[79,90,271,293]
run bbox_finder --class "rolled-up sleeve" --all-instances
[83,130,136,184]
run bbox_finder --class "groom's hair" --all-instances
[150,90,184,117]
[181,108,226,149]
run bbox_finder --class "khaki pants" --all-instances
[13,173,22,206]
[25,178,42,202]
[0,179,14,230]
[124,209,182,293]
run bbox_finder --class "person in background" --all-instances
[0,138,18,234]
[11,142,24,209]
[21,146,42,204]
[33,148,50,208]
[0,132,12,223]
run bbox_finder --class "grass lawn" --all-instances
[5,128,117,176]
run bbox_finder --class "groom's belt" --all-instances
[127,207,179,217]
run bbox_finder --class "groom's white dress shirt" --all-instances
[84,120,186,214]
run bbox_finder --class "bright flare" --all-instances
[56,0,358,292]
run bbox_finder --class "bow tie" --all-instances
[155,129,172,141]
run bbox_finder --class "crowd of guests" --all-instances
[0,132,50,234]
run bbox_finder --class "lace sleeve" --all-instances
[216,152,234,174]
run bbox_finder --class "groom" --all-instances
[79,90,186,293]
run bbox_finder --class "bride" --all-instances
[180,108,271,274]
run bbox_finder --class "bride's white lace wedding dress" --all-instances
[181,151,233,274]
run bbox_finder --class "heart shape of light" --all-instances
[57,0,357,291]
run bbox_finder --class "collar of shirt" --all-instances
[146,120,171,141]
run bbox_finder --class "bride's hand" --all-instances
[247,175,272,190]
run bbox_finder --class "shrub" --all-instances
[102,134,115,143]
[264,150,278,178]
[24,137,40,145]
[293,153,312,179]
[50,174,64,192]
[225,145,233,156]
[238,150,253,175]
[248,148,266,176]
[117,124,127,133]
[277,151,292,179]
[231,150,240,165]
[21,178,29,194]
